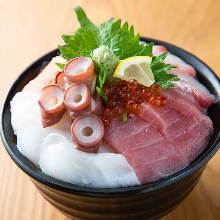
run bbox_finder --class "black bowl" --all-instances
[1,37,220,220]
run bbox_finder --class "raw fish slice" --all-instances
[164,89,213,129]
[23,56,66,93]
[166,87,201,109]
[15,112,73,165]
[10,92,41,134]
[152,45,196,77]
[140,102,181,136]
[169,121,212,162]
[39,136,101,186]
[172,73,214,108]
[104,88,213,184]
[140,85,213,136]
[93,153,139,187]
[130,114,212,183]
[39,133,139,188]
[132,150,190,183]
[105,112,212,183]
[166,54,196,77]
[152,45,168,56]
[105,116,164,154]
[175,73,212,97]
[17,122,54,165]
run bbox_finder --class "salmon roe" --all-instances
[101,80,168,126]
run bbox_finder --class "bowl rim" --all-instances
[1,37,220,197]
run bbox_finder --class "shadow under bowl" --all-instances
[1,37,220,220]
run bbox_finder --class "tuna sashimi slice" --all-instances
[140,86,213,136]
[152,45,196,77]
[104,93,213,184]
[139,103,182,137]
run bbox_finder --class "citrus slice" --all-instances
[113,56,155,87]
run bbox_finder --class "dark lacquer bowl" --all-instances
[1,37,220,220]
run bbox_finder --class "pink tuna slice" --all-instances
[152,45,196,77]
[140,88,212,136]
[104,90,213,184]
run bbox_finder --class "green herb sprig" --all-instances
[95,63,108,104]
[151,52,179,89]
[57,6,179,102]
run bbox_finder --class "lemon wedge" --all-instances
[113,56,155,87]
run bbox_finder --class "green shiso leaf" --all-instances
[58,6,179,101]
[59,6,153,61]
[151,52,179,89]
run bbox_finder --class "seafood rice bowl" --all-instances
[10,6,215,189]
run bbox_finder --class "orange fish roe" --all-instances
[101,80,168,126]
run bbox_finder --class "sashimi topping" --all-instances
[23,56,66,93]
[37,56,105,153]
[54,71,67,88]
[172,73,214,108]
[71,114,104,153]
[153,45,196,77]
[64,57,95,83]
[64,83,91,111]
[67,95,103,119]
[38,85,65,128]
[104,93,213,184]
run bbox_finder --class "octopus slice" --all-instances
[54,71,66,87]
[64,57,95,83]
[71,114,104,153]
[67,95,103,119]
[54,71,74,89]
[64,83,91,111]
[38,84,65,127]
